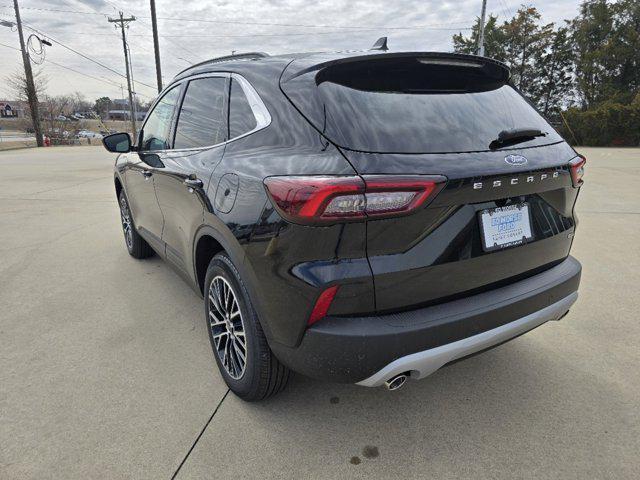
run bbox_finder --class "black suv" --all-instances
[103,50,583,401]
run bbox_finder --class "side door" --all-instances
[124,85,182,252]
[152,74,229,276]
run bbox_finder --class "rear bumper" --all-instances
[271,256,581,384]
[357,291,577,386]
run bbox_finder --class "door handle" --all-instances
[183,178,203,189]
[141,170,153,178]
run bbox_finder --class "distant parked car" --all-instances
[51,128,71,138]
[54,115,67,121]
[77,130,103,139]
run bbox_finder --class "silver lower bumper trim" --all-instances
[356,292,578,387]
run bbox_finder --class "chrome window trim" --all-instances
[229,72,272,140]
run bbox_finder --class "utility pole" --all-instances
[109,12,137,138]
[477,0,488,56]
[13,0,43,146]
[149,0,162,93]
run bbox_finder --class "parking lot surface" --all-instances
[1,146,638,479]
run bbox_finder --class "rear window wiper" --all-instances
[490,128,547,150]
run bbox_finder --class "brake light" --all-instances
[569,155,586,187]
[308,285,339,326]
[264,175,445,224]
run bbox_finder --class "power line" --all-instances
[1,4,179,88]
[100,0,202,62]
[0,5,105,16]
[68,0,192,80]
[0,40,19,50]
[0,11,157,92]
[0,4,473,31]
[46,59,121,90]
[0,41,152,97]
[499,0,516,20]
[64,27,472,38]
[147,16,474,30]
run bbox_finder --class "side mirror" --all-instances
[102,132,131,153]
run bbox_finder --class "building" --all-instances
[108,99,147,121]
[0,100,26,118]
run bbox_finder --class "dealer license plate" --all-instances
[479,203,533,252]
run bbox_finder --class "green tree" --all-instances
[501,7,554,94]
[570,0,616,107]
[530,26,576,115]
[605,0,640,103]
[94,97,112,119]
[452,7,570,113]
[569,0,640,107]
[453,15,507,62]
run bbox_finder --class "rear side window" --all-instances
[229,79,257,138]
[174,77,227,149]
[140,86,180,151]
[282,56,562,154]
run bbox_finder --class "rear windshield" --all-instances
[282,56,562,154]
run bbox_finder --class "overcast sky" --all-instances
[0,0,582,102]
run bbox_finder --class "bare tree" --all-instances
[40,95,74,144]
[5,68,48,131]
[5,68,48,102]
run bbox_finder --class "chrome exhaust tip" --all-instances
[385,373,408,391]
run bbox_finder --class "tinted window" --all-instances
[229,79,257,138]
[174,77,227,149]
[140,86,180,151]
[282,57,562,154]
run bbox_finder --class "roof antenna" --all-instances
[371,37,388,51]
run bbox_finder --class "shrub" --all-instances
[561,101,640,146]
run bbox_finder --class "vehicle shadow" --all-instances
[196,333,628,479]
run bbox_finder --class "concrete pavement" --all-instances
[0,146,638,479]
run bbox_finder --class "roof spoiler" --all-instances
[282,52,510,84]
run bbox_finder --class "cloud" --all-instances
[0,0,581,100]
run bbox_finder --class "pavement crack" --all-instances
[170,388,230,480]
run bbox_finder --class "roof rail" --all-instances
[174,52,269,78]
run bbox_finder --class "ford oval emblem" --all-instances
[504,154,528,166]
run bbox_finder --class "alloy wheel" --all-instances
[208,276,247,379]
[119,196,133,250]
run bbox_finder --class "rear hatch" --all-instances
[281,52,581,312]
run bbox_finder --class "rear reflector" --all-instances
[569,155,586,187]
[264,175,445,224]
[308,285,339,326]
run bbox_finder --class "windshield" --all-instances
[282,57,563,154]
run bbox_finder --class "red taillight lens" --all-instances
[308,285,339,326]
[569,155,586,187]
[263,176,366,222]
[264,175,445,224]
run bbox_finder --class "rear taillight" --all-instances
[569,155,586,187]
[263,175,445,224]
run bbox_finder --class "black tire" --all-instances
[118,190,154,259]
[204,253,290,401]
